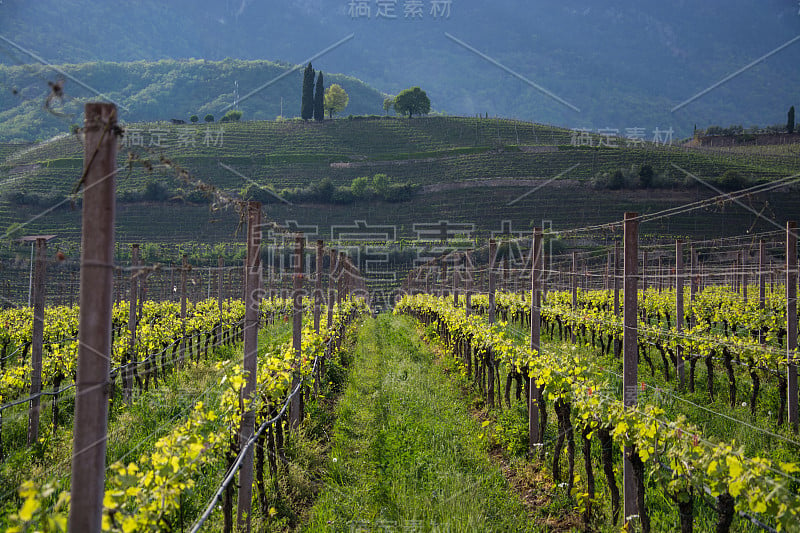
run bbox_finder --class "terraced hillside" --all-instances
[1,116,799,244]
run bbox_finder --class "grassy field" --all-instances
[304,314,542,532]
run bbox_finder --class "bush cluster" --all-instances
[591,165,756,192]
[241,174,418,205]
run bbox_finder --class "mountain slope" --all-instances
[1,117,799,246]
[1,0,798,137]
[0,58,385,141]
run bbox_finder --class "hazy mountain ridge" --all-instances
[0,0,798,137]
[0,58,385,141]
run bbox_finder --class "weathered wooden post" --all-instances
[237,201,262,532]
[453,253,460,306]
[759,240,766,309]
[488,240,497,408]
[441,257,449,297]
[124,244,139,401]
[314,240,323,333]
[26,236,47,445]
[614,242,621,358]
[290,235,304,429]
[623,213,639,526]
[571,251,577,343]
[690,247,698,329]
[741,249,748,302]
[328,249,335,330]
[217,256,224,341]
[676,240,685,389]
[465,250,473,317]
[69,102,118,532]
[488,240,497,325]
[787,222,798,432]
[529,228,542,447]
[179,254,188,366]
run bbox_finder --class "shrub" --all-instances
[220,110,243,123]
[717,170,748,191]
[143,180,170,202]
[331,187,355,204]
[350,176,371,199]
[608,169,626,190]
[639,165,654,188]
[241,183,282,204]
[382,183,417,203]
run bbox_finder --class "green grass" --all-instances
[304,314,536,532]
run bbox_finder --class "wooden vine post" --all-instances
[465,250,473,317]
[290,235,304,429]
[787,221,798,432]
[614,242,621,358]
[571,251,577,343]
[337,252,345,308]
[124,244,139,402]
[758,241,765,309]
[488,240,497,408]
[327,249,335,329]
[741,249,748,302]
[179,254,188,366]
[441,257,448,297]
[424,263,430,295]
[676,240,685,389]
[690,246,698,329]
[453,253,460,307]
[488,240,496,325]
[314,240,323,333]
[26,236,47,445]
[623,212,640,525]
[529,228,542,446]
[642,250,648,295]
[69,102,118,532]
[237,201,262,531]
[217,256,224,339]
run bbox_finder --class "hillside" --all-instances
[1,0,798,137]
[2,116,800,249]
[0,59,385,141]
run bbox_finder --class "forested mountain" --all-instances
[1,0,798,139]
[0,59,384,141]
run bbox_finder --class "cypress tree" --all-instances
[314,71,325,122]
[301,63,315,120]
[789,106,795,134]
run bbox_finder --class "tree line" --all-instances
[301,63,350,120]
[241,174,418,205]
[301,62,431,120]
[701,105,797,136]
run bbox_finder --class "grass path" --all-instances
[304,314,535,532]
